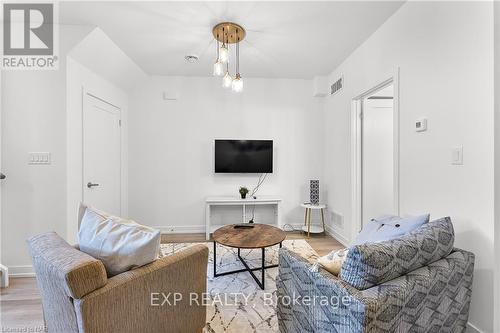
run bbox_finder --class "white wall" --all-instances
[128,76,324,232]
[322,2,494,331]
[0,25,92,275]
[494,2,500,332]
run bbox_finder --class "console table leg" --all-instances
[213,241,217,277]
[243,204,246,224]
[261,248,265,290]
[205,204,211,241]
[321,208,326,234]
[307,208,311,238]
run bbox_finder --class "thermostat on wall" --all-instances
[415,118,427,132]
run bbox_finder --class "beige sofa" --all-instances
[27,232,208,333]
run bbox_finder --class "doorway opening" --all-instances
[351,74,399,239]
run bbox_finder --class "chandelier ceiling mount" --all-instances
[212,22,245,93]
[212,22,246,44]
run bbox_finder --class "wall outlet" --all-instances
[28,152,51,165]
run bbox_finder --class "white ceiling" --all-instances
[60,1,404,79]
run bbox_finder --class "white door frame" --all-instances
[82,90,122,214]
[350,68,400,241]
[0,70,8,287]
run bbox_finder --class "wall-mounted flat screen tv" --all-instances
[215,140,273,173]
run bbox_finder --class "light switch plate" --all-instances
[29,152,51,165]
[451,146,463,165]
[415,118,427,132]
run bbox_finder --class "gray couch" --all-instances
[277,217,474,332]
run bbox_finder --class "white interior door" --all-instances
[83,93,121,215]
[361,92,394,225]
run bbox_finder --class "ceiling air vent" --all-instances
[330,76,343,96]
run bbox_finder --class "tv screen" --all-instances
[215,140,273,173]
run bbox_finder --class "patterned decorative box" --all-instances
[310,180,319,205]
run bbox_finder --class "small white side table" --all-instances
[300,203,326,237]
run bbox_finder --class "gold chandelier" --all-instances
[212,22,245,92]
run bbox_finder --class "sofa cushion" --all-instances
[354,214,430,245]
[78,203,161,276]
[340,217,454,290]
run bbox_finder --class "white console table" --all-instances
[205,196,282,240]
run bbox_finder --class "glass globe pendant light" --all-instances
[219,44,229,63]
[212,39,223,76]
[232,73,243,92]
[213,61,224,76]
[231,38,243,92]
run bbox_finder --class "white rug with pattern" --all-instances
[160,239,318,333]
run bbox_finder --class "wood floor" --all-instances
[161,231,343,256]
[0,232,343,330]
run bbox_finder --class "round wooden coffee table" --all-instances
[213,224,286,290]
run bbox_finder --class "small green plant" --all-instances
[239,186,249,199]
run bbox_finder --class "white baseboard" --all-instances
[8,265,35,278]
[0,264,9,287]
[157,225,205,234]
[325,224,350,247]
[466,322,483,333]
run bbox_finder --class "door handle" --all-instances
[0,173,5,180]
[87,182,100,188]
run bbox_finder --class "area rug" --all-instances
[160,239,318,333]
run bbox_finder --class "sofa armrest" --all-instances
[74,244,209,333]
[359,249,474,332]
[277,248,369,333]
[27,232,107,299]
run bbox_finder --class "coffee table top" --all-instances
[213,224,286,249]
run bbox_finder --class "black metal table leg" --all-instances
[213,241,217,276]
[261,248,265,289]
[212,242,281,290]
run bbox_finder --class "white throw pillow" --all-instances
[78,203,161,276]
[353,213,430,245]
